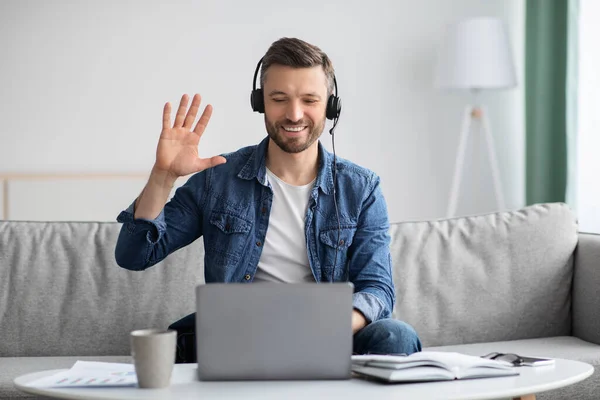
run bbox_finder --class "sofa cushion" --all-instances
[0,221,205,357]
[0,355,132,399]
[390,203,578,346]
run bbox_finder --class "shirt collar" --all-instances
[237,136,334,195]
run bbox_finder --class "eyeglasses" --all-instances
[482,352,524,366]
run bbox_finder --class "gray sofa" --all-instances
[1,202,598,399]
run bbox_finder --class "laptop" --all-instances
[195,282,353,381]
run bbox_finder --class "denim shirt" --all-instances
[115,137,395,323]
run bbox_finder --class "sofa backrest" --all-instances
[390,203,578,347]
[0,203,579,356]
[0,221,204,357]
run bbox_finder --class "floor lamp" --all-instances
[434,17,517,217]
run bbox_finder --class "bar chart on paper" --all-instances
[26,361,137,388]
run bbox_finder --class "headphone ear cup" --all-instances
[326,95,342,120]
[250,88,265,113]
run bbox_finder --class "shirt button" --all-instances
[256,241,262,247]
[339,239,344,246]
[244,274,251,281]
[261,207,267,215]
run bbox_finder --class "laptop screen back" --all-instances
[195,282,353,381]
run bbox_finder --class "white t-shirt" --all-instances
[254,168,316,283]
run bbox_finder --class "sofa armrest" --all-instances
[572,232,600,344]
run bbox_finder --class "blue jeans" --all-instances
[353,319,422,355]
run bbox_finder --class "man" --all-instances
[115,37,421,362]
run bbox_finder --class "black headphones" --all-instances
[250,57,342,121]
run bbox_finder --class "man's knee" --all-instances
[383,319,421,351]
[361,319,422,355]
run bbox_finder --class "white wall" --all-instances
[0,0,524,223]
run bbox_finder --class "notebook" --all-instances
[351,351,519,382]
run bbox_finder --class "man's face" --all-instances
[263,65,328,154]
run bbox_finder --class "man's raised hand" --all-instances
[154,93,226,179]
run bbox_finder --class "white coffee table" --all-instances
[14,358,593,400]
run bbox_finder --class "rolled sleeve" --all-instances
[114,172,206,271]
[352,292,386,323]
[116,200,167,244]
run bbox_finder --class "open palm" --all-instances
[155,93,226,178]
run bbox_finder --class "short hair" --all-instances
[260,37,335,96]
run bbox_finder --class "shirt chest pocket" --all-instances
[319,226,357,279]
[207,211,252,263]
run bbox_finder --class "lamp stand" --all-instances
[446,104,506,217]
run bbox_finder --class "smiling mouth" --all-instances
[281,126,307,132]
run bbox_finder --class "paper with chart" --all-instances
[26,361,137,388]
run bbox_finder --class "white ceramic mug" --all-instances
[130,329,177,388]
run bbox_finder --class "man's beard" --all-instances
[265,116,325,154]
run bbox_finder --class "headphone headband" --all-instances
[251,57,263,94]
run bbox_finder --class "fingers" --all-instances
[165,94,211,135]
[193,104,213,137]
[173,94,190,128]
[194,155,226,172]
[162,102,172,131]
[183,94,201,129]
[209,155,227,166]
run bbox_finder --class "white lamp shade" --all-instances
[435,17,517,90]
